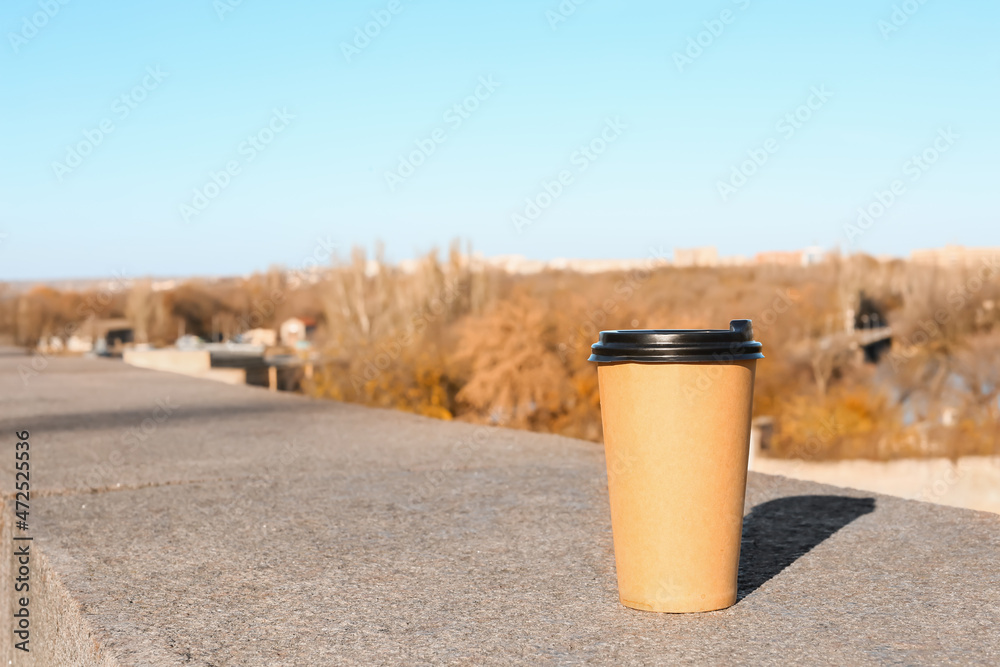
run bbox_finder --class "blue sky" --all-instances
[1,0,998,280]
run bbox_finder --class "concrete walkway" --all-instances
[2,348,999,665]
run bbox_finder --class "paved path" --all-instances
[1,348,999,665]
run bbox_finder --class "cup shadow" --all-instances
[737,494,875,602]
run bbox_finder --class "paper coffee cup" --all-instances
[589,320,763,613]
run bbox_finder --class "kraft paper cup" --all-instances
[589,320,763,613]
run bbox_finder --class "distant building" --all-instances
[37,317,133,355]
[484,255,547,275]
[754,250,804,266]
[37,335,98,354]
[81,317,134,351]
[280,317,316,347]
[802,246,826,266]
[717,254,749,267]
[547,258,663,273]
[911,245,1000,269]
[673,247,718,267]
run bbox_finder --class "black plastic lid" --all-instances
[589,320,764,364]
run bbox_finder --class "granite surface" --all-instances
[1,349,998,665]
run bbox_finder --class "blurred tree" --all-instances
[126,279,155,344]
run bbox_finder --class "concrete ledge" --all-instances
[754,455,1000,514]
[123,348,246,385]
[0,504,116,666]
[2,351,999,665]
[123,348,211,375]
